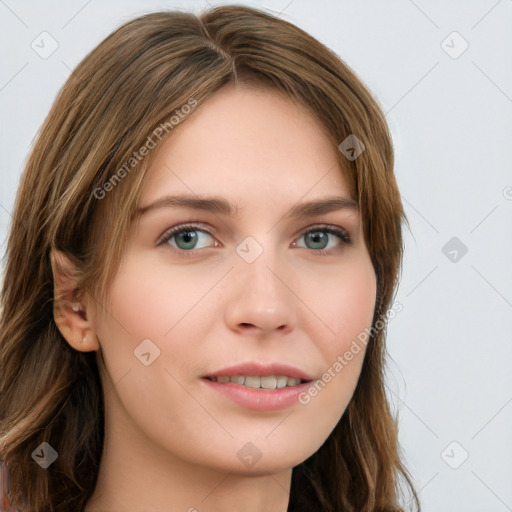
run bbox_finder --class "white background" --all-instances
[1,1,511,510]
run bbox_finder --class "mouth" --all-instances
[202,361,315,395]
[204,375,310,389]
[201,369,314,411]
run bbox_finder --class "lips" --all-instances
[203,361,315,382]
[202,377,312,411]
[201,361,316,410]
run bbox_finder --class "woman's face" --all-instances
[91,84,376,475]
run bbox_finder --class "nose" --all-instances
[223,247,298,337]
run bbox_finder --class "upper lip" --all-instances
[204,361,315,381]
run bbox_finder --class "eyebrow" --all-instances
[136,194,358,220]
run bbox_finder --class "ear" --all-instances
[50,249,99,352]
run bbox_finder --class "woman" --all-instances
[0,5,419,511]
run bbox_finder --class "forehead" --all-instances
[140,85,353,207]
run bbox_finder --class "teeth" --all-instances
[260,376,276,389]
[287,377,298,386]
[276,376,288,388]
[213,375,303,389]
[244,376,261,388]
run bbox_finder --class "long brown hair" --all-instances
[0,5,419,511]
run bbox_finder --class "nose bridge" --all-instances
[225,235,298,334]
[244,248,283,301]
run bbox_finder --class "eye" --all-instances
[293,225,353,255]
[157,223,218,252]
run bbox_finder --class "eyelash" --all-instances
[156,222,353,257]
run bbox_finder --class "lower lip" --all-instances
[201,378,312,411]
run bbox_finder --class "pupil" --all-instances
[178,231,197,248]
[307,231,327,249]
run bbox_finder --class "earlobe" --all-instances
[50,249,99,352]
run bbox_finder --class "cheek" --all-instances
[91,257,218,452]
[98,256,213,343]
[92,253,220,397]
[298,256,376,407]
[304,255,377,354]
